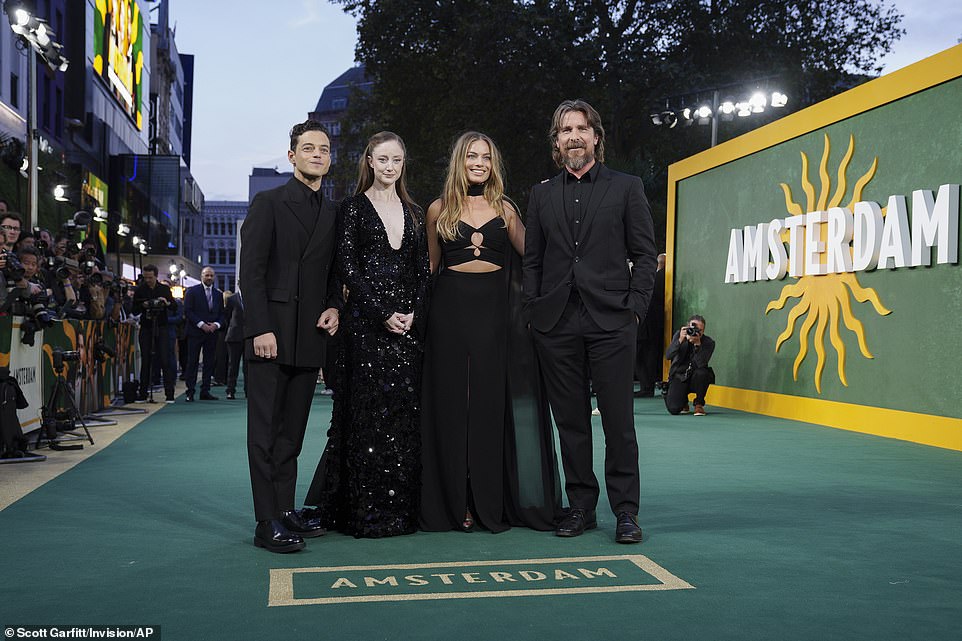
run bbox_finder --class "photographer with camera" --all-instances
[664,314,715,416]
[132,264,177,403]
[1,212,22,251]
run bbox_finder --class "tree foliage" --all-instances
[333,0,904,246]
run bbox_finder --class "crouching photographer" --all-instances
[663,314,715,416]
[132,264,177,403]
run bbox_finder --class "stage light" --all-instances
[168,263,178,274]
[771,91,788,108]
[736,102,752,117]
[661,111,678,128]
[695,105,713,126]
[132,235,140,246]
[93,207,108,222]
[117,224,130,237]
[53,184,67,201]
[749,92,767,113]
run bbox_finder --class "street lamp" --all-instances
[5,2,69,231]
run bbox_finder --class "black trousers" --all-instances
[138,323,175,398]
[246,360,318,521]
[532,294,640,516]
[666,367,713,414]
[634,334,663,392]
[226,340,247,395]
[185,332,217,396]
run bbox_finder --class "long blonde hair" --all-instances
[355,131,419,218]
[436,131,506,242]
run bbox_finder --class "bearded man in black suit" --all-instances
[240,120,340,553]
[523,99,657,544]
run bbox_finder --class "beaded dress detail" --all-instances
[308,193,430,538]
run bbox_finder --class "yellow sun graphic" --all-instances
[765,134,891,393]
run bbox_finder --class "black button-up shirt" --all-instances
[563,161,600,238]
[294,178,324,215]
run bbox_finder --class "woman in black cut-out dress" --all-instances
[419,132,561,534]
[305,132,429,538]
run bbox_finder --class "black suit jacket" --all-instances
[240,178,338,368]
[184,284,225,338]
[523,164,657,332]
[224,291,245,342]
[637,268,665,341]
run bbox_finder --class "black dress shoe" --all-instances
[615,512,644,544]
[184,393,194,402]
[281,509,326,538]
[254,520,305,553]
[200,392,219,400]
[555,508,597,537]
[226,391,235,400]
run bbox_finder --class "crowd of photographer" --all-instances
[0,211,135,343]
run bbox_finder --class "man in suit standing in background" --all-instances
[223,286,246,400]
[240,120,340,554]
[184,266,225,402]
[523,99,657,544]
[635,253,666,396]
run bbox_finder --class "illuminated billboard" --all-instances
[92,0,145,130]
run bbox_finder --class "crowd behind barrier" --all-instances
[0,314,139,447]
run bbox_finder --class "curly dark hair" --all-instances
[289,120,330,151]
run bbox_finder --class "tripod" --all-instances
[36,360,94,450]
[140,312,164,404]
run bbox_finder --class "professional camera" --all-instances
[89,269,114,286]
[1,249,25,283]
[142,296,171,316]
[47,255,79,280]
[52,348,81,371]
[17,291,58,345]
[684,324,702,337]
[93,341,115,362]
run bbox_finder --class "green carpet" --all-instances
[1,393,960,640]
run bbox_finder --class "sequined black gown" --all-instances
[306,194,430,538]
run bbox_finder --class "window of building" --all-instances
[329,121,341,136]
[228,249,236,264]
[331,98,347,110]
[11,73,19,109]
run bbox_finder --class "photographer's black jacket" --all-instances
[132,282,175,327]
[665,330,715,381]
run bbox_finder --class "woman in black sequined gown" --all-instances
[305,132,430,538]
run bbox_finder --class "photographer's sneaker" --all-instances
[694,404,706,416]
[679,404,690,414]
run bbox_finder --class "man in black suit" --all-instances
[223,287,246,400]
[240,120,340,553]
[635,253,666,396]
[183,266,225,402]
[523,99,657,544]
[132,265,177,403]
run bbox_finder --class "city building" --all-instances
[201,200,245,291]
[248,166,292,203]
[308,64,372,201]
